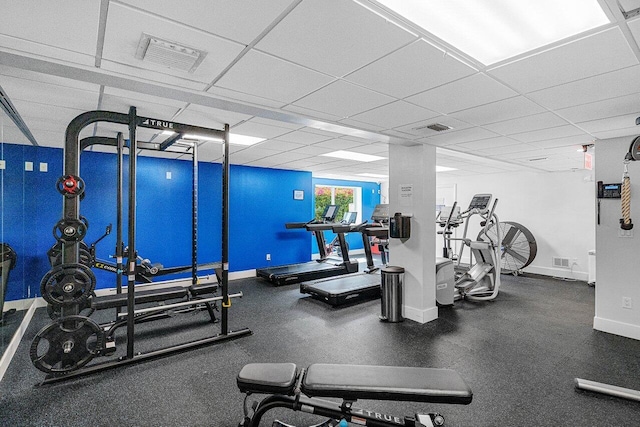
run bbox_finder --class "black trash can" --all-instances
[380,266,404,322]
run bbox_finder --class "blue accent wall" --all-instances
[311,177,381,254]
[1,142,313,301]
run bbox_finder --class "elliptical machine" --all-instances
[436,194,502,305]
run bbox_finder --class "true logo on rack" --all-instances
[142,118,174,130]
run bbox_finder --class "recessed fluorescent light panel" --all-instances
[436,165,457,172]
[375,0,609,64]
[321,150,386,162]
[162,131,264,146]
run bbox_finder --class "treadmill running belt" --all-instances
[256,260,356,286]
[300,273,381,306]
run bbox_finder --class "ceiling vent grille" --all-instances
[528,157,548,162]
[413,123,452,132]
[135,33,206,73]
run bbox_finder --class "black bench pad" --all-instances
[237,363,297,394]
[189,282,218,296]
[302,364,472,404]
[94,287,188,310]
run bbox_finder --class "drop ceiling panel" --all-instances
[624,17,640,54]
[312,138,369,151]
[257,139,307,152]
[344,39,475,98]
[215,51,335,104]
[452,96,546,126]
[0,123,31,145]
[255,0,416,77]
[489,28,638,94]
[290,145,337,156]
[556,93,640,123]
[479,142,541,156]
[206,85,287,110]
[102,3,245,84]
[527,65,640,110]
[338,118,386,133]
[422,127,500,147]
[394,116,472,137]
[577,113,639,133]
[282,104,344,122]
[510,125,588,143]
[291,80,395,119]
[0,1,99,56]
[100,94,182,122]
[11,100,87,132]
[0,74,99,112]
[592,126,639,139]
[0,66,98,92]
[230,120,293,139]
[349,101,439,129]
[454,136,520,151]
[482,112,571,135]
[104,87,188,110]
[405,73,517,114]
[619,0,640,11]
[275,130,332,145]
[532,135,592,149]
[118,0,293,45]
[177,103,252,129]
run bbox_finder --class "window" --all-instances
[315,185,358,222]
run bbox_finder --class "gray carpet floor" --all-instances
[1,272,639,426]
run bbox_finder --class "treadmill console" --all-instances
[468,194,492,211]
[371,204,389,223]
[322,205,339,222]
[342,212,357,224]
[438,206,462,226]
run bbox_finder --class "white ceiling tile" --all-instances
[282,104,343,122]
[628,16,640,47]
[349,101,439,129]
[313,138,370,151]
[176,103,251,129]
[556,93,640,123]
[454,136,520,151]
[0,74,99,112]
[275,130,332,145]
[257,139,307,152]
[291,80,395,119]
[206,85,287,109]
[119,0,293,45]
[577,113,639,133]
[527,65,640,110]
[215,51,335,104]
[451,96,546,126]
[100,94,182,122]
[102,3,245,84]
[405,73,517,114]
[0,66,98,92]
[347,143,389,155]
[344,39,475,98]
[230,120,292,139]
[510,125,587,143]
[489,27,638,92]
[0,1,99,56]
[255,0,416,77]
[394,116,472,137]
[338,118,386,133]
[483,112,574,135]
[592,126,639,140]
[290,145,337,156]
[422,127,500,147]
[104,87,187,109]
[479,142,541,156]
[249,117,305,131]
[532,135,595,149]
[619,0,640,11]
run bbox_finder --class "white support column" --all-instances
[388,143,437,324]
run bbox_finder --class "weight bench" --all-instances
[237,363,472,427]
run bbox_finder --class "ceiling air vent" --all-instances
[528,157,548,162]
[135,33,207,73]
[413,123,452,132]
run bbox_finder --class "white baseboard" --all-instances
[593,316,640,341]
[403,304,438,324]
[524,265,588,282]
[0,299,37,383]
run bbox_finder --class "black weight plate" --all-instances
[40,264,96,306]
[30,315,103,375]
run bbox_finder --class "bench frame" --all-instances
[238,365,472,427]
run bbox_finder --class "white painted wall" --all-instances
[593,136,640,340]
[437,168,596,281]
[388,144,437,324]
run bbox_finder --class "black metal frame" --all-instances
[241,393,443,427]
[39,108,251,385]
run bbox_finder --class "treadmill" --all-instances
[256,205,359,286]
[300,204,389,306]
